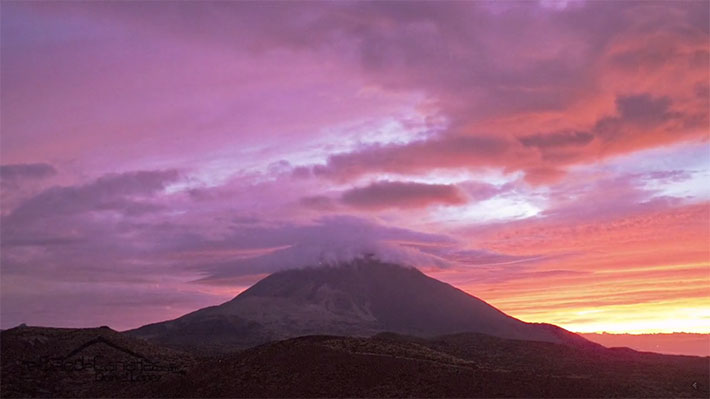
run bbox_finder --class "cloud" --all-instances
[0,163,56,181]
[1,1,708,332]
[616,94,674,124]
[287,3,705,184]
[405,244,543,267]
[4,1,707,187]
[6,169,180,222]
[593,93,681,142]
[189,215,456,284]
[635,170,693,183]
[0,163,56,189]
[450,199,710,333]
[2,180,460,292]
[310,135,514,181]
[299,88,705,185]
[299,195,337,210]
[458,181,510,201]
[340,181,467,210]
[518,131,595,149]
[0,169,182,253]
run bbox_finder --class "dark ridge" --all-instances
[61,336,150,361]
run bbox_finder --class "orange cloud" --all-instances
[433,202,710,334]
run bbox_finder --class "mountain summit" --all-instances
[128,259,589,352]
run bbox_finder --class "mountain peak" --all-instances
[129,261,590,352]
[236,259,421,299]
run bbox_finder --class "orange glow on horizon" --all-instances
[428,202,710,335]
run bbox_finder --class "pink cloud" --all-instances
[1,1,708,334]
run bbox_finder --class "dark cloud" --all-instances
[6,170,179,222]
[0,163,56,188]
[312,135,513,181]
[0,163,56,180]
[299,195,337,210]
[12,1,708,186]
[592,93,692,146]
[694,82,710,99]
[301,89,703,185]
[523,167,567,186]
[518,131,595,149]
[341,181,466,210]
[615,94,674,124]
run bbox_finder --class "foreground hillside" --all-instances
[139,333,708,398]
[0,326,195,398]
[2,326,707,398]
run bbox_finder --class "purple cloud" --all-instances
[6,169,179,222]
[0,163,56,181]
[0,1,708,333]
[0,163,56,190]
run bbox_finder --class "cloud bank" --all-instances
[1,1,708,333]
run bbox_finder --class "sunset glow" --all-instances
[1,1,708,337]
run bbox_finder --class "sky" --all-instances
[1,1,709,335]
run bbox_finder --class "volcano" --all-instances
[7,260,708,398]
[128,259,589,352]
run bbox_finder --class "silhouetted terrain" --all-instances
[2,327,707,398]
[128,260,589,352]
[3,261,707,398]
[0,326,195,398]
[143,333,708,398]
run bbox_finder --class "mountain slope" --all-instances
[128,259,590,352]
